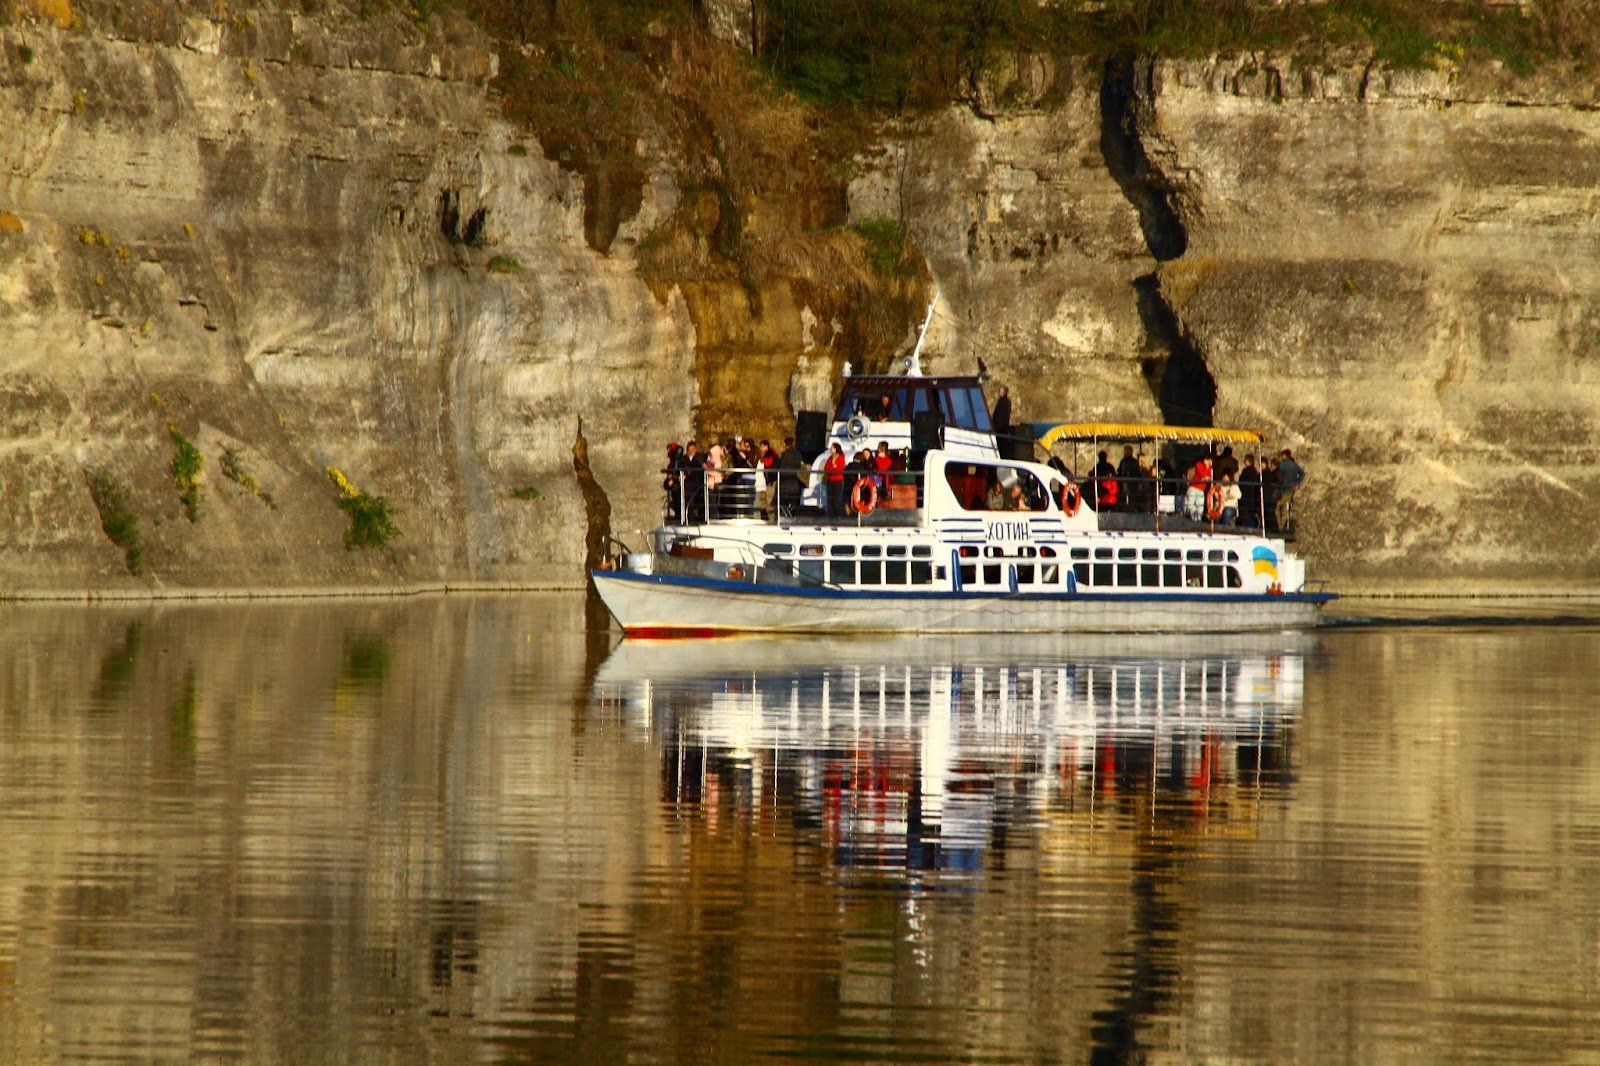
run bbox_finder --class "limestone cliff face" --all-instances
[850,54,1600,589]
[3,3,1599,594]
[1144,56,1600,586]
[0,2,696,591]
[849,56,1159,422]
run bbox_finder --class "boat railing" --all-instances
[660,465,926,528]
[1068,471,1294,538]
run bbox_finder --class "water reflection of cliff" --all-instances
[596,635,1307,877]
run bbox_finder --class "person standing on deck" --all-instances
[1219,474,1241,526]
[776,437,806,518]
[704,440,727,519]
[1262,457,1282,531]
[1116,445,1143,512]
[663,442,683,522]
[1215,445,1239,481]
[991,386,1011,434]
[1238,454,1262,528]
[1186,451,1213,520]
[681,440,705,523]
[1276,449,1305,532]
[1092,450,1118,511]
[873,441,894,490]
[991,386,1012,457]
[823,443,847,518]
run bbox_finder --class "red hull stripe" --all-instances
[625,626,726,639]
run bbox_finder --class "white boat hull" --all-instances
[592,570,1330,636]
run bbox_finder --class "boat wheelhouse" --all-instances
[592,367,1335,637]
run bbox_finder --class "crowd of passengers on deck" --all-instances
[661,434,805,523]
[1060,444,1307,532]
[659,434,1307,533]
[657,373,1307,533]
[662,433,923,522]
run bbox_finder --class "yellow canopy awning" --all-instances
[1035,422,1265,449]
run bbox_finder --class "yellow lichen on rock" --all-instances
[14,0,74,28]
[0,211,22,233]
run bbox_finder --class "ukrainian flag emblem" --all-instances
[1252,546,1279,580]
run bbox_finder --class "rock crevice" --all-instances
[1100,53,1215,429]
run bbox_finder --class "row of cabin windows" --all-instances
[765,539,1245,590]
[954,560,1243,589]
[959,564,1064,586]
[1069,544,1244,589]
[1074,562,1242,589]
[797,560,937,586]
[1069,546,1240,563]
[763,542,936,586]
[956,545,1056,558]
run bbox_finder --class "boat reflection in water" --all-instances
[593,633,1308,875]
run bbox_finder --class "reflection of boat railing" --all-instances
[635,656,1302,747]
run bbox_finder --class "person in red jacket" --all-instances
[823,442,847,517]
[1186,453,1213,520]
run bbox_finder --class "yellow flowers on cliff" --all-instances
[326,466,359,499]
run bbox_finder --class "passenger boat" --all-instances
[592,364,1335,636]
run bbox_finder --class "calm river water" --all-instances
[2,594,1598,1062]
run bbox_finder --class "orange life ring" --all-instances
[851,478,878,515]
[1059,482,1082,517]
[1205,482,1225,521]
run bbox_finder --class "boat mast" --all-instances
[904,291,939,377]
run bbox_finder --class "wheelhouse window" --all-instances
[943,462,1049,511]
[939,386,992,432]
[942,388,975,429]
[831,378,992,432]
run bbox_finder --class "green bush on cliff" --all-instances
[852,216,907,276]
[338,491,402,550]
[405,0,1592,121]
[762,0,1054,107]
[87,473,143,575]
[221,446,276,509]
[169,427,203,522]
[752,0,1596,105]
[326,466,401,550]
